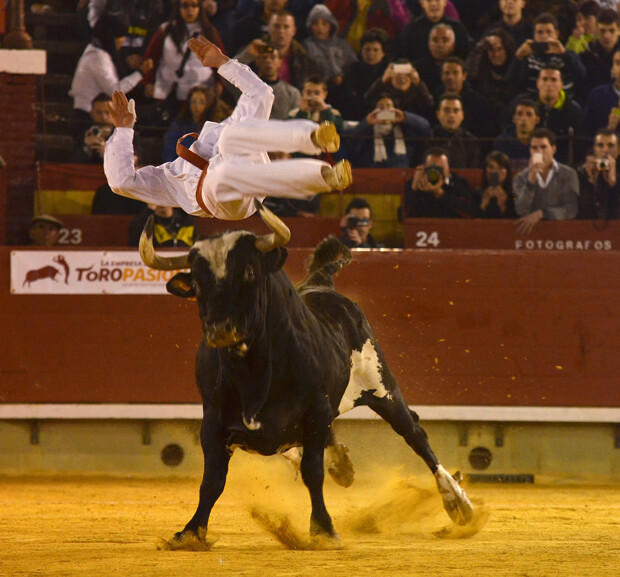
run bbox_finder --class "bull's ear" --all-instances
[263,246,288,273]
[166,272,195,298]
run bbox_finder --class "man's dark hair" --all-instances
[531,127,557,146]
[423,146,448,161]
[436,91,463,109]
[534,12,559,30]
[513,97,538,115]
[597,8,620,26]
[303,75,328,89]
[442,56,466,71]
[595,127,618,139]
[360,27,390,50]
[92,92,112,104]
[578,0,601,17]
[345,197,372,216]
[270,9,296,22]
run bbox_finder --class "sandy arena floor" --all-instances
[1,454,619,577]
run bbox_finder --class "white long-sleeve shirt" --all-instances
[104,58,275,219]
[69,44,143,113]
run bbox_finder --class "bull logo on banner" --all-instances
[22,255,70,287]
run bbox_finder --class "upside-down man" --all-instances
[104,36,352,220]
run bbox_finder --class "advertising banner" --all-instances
[11,250,186,295]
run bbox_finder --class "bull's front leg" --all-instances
[300,406,337,540]
[162,406,230,551]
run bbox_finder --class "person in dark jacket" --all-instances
[477,150,516,219]
[401,146,477,218]
[128,204,197,247]
[583,48,620,136]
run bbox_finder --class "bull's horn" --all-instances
[139,215,190,270]
[254,200,291,253]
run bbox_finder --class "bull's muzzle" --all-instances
[204,319,246,349]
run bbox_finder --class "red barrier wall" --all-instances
[2,246,620,408]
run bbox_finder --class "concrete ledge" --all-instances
[1,404,620,423]
[0,49,47,74]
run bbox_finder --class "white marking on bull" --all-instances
[338,339,391,414]
[195,231,248,280]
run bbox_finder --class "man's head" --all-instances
[29,214,63,246]
[499,0,525,21]
[423,146,451,182]
[612,48,620,87]
[301,75,328,107]
[255,45,282,80]
[429,23,456,61]
[594,128,619,160]
[360,27,388,65]
[441,57,466,93]
[90,93,113,125]
[577,1,600,36]
[596,9,620,52]
[512,98,540,139]
[536,66,563,106]
[343,197,373,243]
[420,0,447,23]
[390,59,416,91]
[436,93,464,132]
[268,11,297,52]
[529,127,557,168]
[533,13,560,42]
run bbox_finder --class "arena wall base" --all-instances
[0,419,618,482]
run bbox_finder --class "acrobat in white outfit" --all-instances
[103,36,351,220]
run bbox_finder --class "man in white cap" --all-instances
[29,215,63,246]
[104,35,351,221]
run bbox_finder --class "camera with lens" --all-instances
[596,158,611,171]
[256,43,274,54]
[424,164,444,185]
[346,216,370,229]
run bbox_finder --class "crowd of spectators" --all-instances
[61,0,620,238]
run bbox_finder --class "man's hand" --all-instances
[547,39,565,55]
[601,156,617,187]
[189,35,229,68]
[107,91,137,129]
[515,39,533,60]
[515,210,543,235]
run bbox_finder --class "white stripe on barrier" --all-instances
[0,404,619,423]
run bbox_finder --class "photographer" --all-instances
[288,75,343,133]
[70,93,114,164]
[577,128,620,220]
[401,146,477,219]
[478,151,516,219]
[339,197,379,248]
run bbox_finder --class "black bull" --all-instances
[139,204,473,550]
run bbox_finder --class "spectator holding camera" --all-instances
[288,75,343,133]
[71,93,114,164]
[401,146,477,218]
[577,128,620,220]
[513,128,579,234]
[508,12,586,100]
[346,95,430,168]
[478,151,516,218]
[339,197,379,248]
[365,60,435,122]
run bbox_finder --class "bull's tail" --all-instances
[297,236,352,290]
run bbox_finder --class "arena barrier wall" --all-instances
[2,246,620,421]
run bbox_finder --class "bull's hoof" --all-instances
[326,442,355,488]
[434,465,474,526]
[156,527,215,551]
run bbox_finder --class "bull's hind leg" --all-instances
[300,407,338,539]
[369,396,474,525]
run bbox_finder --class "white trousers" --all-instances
[200,119,332,216]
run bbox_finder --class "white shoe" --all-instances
[312,121,340,153]
[322,160,352,190]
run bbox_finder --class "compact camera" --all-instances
[393,63,413,75]
[531,41,549,55]
[376,109,396,121]
[488,171,500,187]
[346,217,370,229]
[425,164,444,185]
[596,158,611,171]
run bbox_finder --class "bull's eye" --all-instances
[244,264,256,282]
